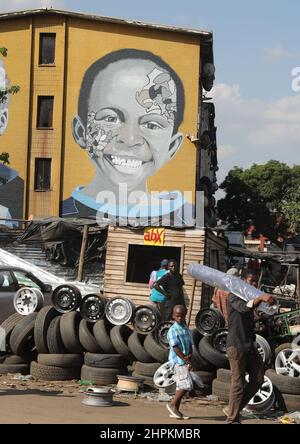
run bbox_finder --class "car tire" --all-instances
[93,319,116,354]
[0,363,30,375]
[9,313,38,356]
[110,325,134,361]
[266,369,300,395]
[34,306,59,354]
[84,353,123,369]
[128,331,155,363]
[198,337,229,369]
[216,368,232,384]
[0,313,24,345]
[79,319,103,353]
[30,361,80,381]
[81,364,124,385]
[144,333,169,363]
[60,312,84,354]
[212,379,230,402]
[37,354,83,368]
[47,316,67,354]
[134,361,161,377]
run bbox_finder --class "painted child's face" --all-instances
[84,59,182,191]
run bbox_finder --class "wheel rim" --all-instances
[155,321,173,349]
[13,287,44,315]
[195,308,225,336]
[246,375,274,412]
[80,294,106,322]
[153,361,176,388]
[132,305,161,334]
[212,329,228,353]
[105,297,134,325]
[52,285,81,313]
[275,348,300,377]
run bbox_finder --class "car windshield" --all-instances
[13,271,42,290]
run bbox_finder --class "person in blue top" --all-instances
[166,304,193,420]
[149,259,169,317]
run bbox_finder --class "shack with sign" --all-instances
[103,226,227,327]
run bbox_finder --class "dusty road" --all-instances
[0,374,279,424]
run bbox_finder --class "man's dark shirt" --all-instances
[156,272,185,305]
[226,293,256,353]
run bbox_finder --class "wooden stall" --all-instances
[103,226,227,327]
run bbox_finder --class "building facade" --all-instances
[0,9,218,226]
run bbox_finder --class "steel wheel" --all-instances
[155,321,173,349]
[105,297,135,325]
[80,294,106,322]
[212,329,228,354]
[275,348,300,377]
[132,305,161,335]
[246,375,274,413]
[195,308,225,336]
[153,361,176,388]
[51,284,81,313]
[13,287,44,315]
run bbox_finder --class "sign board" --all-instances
[144,228,165,246]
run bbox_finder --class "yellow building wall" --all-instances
[27,15,66,218]
[0,13,201,221]
[0,18,32,221]
[62,18,200,207]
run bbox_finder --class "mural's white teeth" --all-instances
[110,156,142,168]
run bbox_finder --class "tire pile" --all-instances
[0,306,170,384]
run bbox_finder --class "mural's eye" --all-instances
[102,115,119,123]
[142,121,164,130]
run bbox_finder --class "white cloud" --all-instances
[211,83,300,190]
[0,0,64,12]
[264,44,298,61]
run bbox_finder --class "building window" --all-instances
[34,158,51,191]
[39,33,56,65]
[37,96,54,128]
[126,244,181,284]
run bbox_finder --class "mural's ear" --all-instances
[0,108,8,135]
[168,132,183,160]
[72,115,86,148]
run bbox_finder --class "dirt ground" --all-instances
[0,374,281,424]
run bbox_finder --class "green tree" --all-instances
[217,160,300,237]
[281,185,300,233]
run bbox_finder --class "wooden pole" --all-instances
[187,260,201,327]
[258,269,264,290]
[77,225,89,282]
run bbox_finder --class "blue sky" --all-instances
[1,0,300,191]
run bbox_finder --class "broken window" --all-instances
[37,96,54,128]
[39,33,56,65]
[34,158,51,191]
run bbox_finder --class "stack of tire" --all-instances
[265,343,300,412]
[0,312,37,375]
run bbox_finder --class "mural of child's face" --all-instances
[0,64,9,135]
[74,58,183,192]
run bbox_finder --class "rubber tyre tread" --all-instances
[110,325,134,361]
[212,379,231,402]
[30,361,80,381]
[0,363,30,375]
[0,313,24,344]
[216,368,232,384]
[81,364,123,385]
[37,354,83,368]
[144,333,168,363]
[34,306,59,354]
[60,312,84,354]
[274,343,293,356]
[93,320,116,353]
[9,313,37,356]
[47,316,67,354]
[134,361,161,377]
[84,353,123,368]
[128,331,155,363]
[198,337,229,369]
[265,369,300,395]
[79,319,103,353]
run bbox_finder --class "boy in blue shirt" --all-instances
[166,304,193,419]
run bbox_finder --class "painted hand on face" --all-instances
[86,111,114,158]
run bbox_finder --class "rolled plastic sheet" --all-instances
[187,264,278,316]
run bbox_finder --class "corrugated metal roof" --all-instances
[0,7,212,38]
